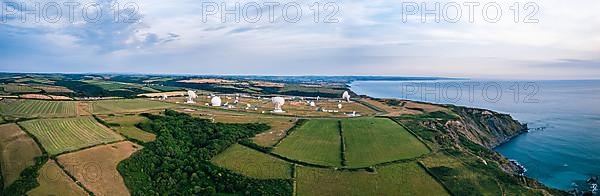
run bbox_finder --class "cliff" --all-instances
[447,106,528,149]
[375,98,566,195]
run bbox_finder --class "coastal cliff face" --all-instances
[382,99,565,195]
[447,106,527,149]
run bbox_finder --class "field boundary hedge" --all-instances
[354,99,386,114]
[92,114,147,145]
[239,142,331,169]
[2,123,50,195]
[417,161,454,196]
[250,117,436,170]
[386,117,434,152]
[272,119,307,147]
[338,120,348,167]
[54,158,96,195]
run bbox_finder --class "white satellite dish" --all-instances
[338,104,343,109]
[271,97,285,113]
[309,101,316,107]
[211,96,222,106]
[186,90,197,103]
[342,91,351,102]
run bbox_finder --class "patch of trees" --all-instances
[1,155,49,196]
[161,81,248,94]
[55,80,150,98]
[383,99,404,106]
[118,110,293,195]
[276,90,340,98]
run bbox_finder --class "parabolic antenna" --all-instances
[272,97,285,113]
[211,96,222,106]
[342,91,351,102]
[186,90,198,103]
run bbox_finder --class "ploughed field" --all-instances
[19,117,123,155]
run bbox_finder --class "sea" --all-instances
[350,80,600,192]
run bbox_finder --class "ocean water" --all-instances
[350,80,600,191]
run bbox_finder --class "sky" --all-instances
[0,0,599,79]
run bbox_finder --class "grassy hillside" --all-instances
[273,119,342,167]
[342,117,430,167]
[212,144,292,179]
[96,114,156,142]
[90,99,175,114]
[296,162,448,196]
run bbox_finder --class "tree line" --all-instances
[118,110,293,195]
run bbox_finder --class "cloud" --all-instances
[0,0,599,79]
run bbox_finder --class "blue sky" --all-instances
[1,0,599,79]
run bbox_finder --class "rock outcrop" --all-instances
[447,106,528,148]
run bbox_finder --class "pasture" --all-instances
[31,84,73,93]
[419,152,532,195]
[211,144,292,179]
[0,99,77,117]
[210,114,296,147]
[273,119,342,167]
[19,117,123,155]
[0,124,42,186]
[27,160,88,196]
[97,114,156,142]
[342,117,430,167]
[295,162,449,196]
[0,83,41,93]
[90,99,175,114]
[81,80,159,93]
[57,141,141,196]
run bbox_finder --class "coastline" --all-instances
[348,82,568,194]
[348,79,600,192]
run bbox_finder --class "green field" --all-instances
[148,85,184,92]
[342,117,430,167]
[273,119,342,167]
[82,80,159,92]
[296,162,449,196]
[280,84,346,97]
[97,114,156,142]
[0,99,76,117]
[420,151,546,195]
[0,83,42,93]
[90,99,175,114]
[212,144,292,179]
[19,117,123,155]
